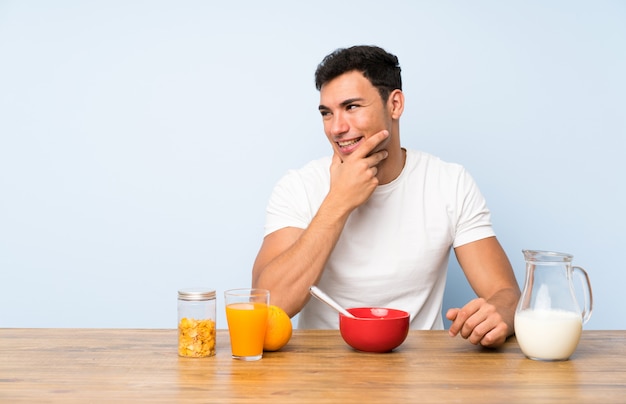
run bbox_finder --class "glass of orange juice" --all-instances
[224,288,269,361]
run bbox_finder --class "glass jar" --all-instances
[177,288,216,358]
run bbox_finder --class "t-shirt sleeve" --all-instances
[264,170,312,236]
[452,168,496,248]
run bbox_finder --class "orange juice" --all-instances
[225,302,268,357]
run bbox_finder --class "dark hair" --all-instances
[314,45,402,102]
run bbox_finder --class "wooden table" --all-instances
[1,329,625,403]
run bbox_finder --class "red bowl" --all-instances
[339,307,410,353]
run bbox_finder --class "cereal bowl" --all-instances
[339,307,410,353]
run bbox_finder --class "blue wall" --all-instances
[1,1,624,330]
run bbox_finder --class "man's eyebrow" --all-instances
[318,98,365,111]
[340,97,365,107]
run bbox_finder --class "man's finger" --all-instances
[349,130,389,160]
[331,152,343,165]
[367,150,388,168]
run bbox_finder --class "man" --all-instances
[252,45,520,348]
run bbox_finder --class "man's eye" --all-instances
[320,110,331,117]
[346,104,359,110]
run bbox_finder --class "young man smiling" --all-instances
[252,45,520,348]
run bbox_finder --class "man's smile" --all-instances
[336,136,364,153]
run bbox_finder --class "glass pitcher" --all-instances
[514,250,593,361]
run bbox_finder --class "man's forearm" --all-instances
[253,196,351,317]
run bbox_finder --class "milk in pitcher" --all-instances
[514,309,582,361]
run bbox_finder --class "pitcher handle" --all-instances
[573,265,593,324]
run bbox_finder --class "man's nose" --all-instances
[328,113,349,136]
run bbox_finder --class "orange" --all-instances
[263,305,292,351]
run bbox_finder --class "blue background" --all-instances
[1,1,624,330]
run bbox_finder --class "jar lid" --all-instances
[178,288,216,301]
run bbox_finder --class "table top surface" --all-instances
[1,328,625,403]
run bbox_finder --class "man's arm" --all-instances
[251,200,349,317]
[252,131,390,317]
[446,236,521,348]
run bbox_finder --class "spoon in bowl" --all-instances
[309,285,356,318]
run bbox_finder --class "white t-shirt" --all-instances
[264,149,495,330]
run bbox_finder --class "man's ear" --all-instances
[388,89,405,119]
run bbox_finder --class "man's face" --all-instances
[318,70,392,158]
